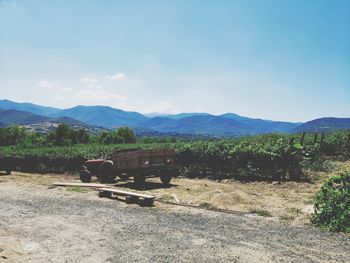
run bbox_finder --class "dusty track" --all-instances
[0,173,349,262]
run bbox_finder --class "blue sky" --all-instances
[0,0,349,121]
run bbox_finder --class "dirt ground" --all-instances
[0,164,349,262]
[1,171,318,223]
[151,161,350,223]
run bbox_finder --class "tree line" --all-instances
[0,124,137,146]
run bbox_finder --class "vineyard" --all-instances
[1,131,349,181]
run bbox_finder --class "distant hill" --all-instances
[0,99,148,129]
[50,105,147,128]
[0,109,48,125]
[221,113,301,133]
[140,115,264,135]
[292,118,350,133]
[0,99,60,116]
[160,113,211,120]
[49,116,88,126]
[139,113,300,135]
[172,115,253,135]
[1,98,348,136]
[0,109,95,128]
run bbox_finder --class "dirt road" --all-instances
[0,173,349,262]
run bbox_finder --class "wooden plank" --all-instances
[98,187,155,199]
[53,182,110,188]
[172,194,180,204]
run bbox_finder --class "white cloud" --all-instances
[194,106,204,112]
[135,100,146,105]
[38,80,53,89]
[53,96,66,102]
[140,100,177,114]
[106,72,126,80]
[59,87,73,92]
[75,89,127,101]
[37,80,73,93]
[87,84,102,89]
[81,77,98,83]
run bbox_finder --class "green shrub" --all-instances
[116,127,136,143]
[250,209,272,217]
[311,171,350,233]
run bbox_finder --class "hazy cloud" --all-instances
[106,72,126,80]
[52,96,66,102]
[140,100,177,114]
[194,106,204,112]
[38,80,53,89]
[135,100,146,105]
[75,89,127,101]
[38,80,73,93]
[81,77,98,83]
[60,87,73,92]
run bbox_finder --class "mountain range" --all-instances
[0,99,349,136]
[292,118,350,133]
[0,109,87,127]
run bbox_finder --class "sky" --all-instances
[0,0,349,122]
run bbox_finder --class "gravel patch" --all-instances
[0,182,349,262]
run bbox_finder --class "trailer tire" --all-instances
[119,173,129,181]
[125,195,138,204]
[134,173,145,189]
[98,191,112,198]
[160,174,172,185]
[79,170,91,182]
[99,162,115,183]
[139,198,154,207]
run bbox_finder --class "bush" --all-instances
[116,127,136,143]
[311,171,350,233]
[0,126,27,146]
[98,127,136,144]
[47,124,90,146]
[99,131,124,144]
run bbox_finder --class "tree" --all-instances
[47,124,91,146]
[0,126,27,146]
[47,124,73,146]
[116,127,136,143]
[24,131,46,146]
[98,131,124,144]
[72,128,90,144]
[97,127,135,144]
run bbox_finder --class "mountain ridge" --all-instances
[292,117,350,133]
[1,99,349,136]
[0,109,90,126]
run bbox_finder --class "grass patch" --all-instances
[250,209,272,217]
[280,214,295,221]
[158,194,173,202]
[67,186,87,193]
[288,207,302,215]
[303,198,314,205]
[199,202,216,210]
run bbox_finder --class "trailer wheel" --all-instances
[160,174,172,185]
[119,173,129,181]
[125,195,138,204]
[99,162,115,183]
[134,173,145,189]
[98,191,112,198]
[139,198,154,207]
[79,170,91,182]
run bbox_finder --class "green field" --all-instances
[1,131,349,181]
